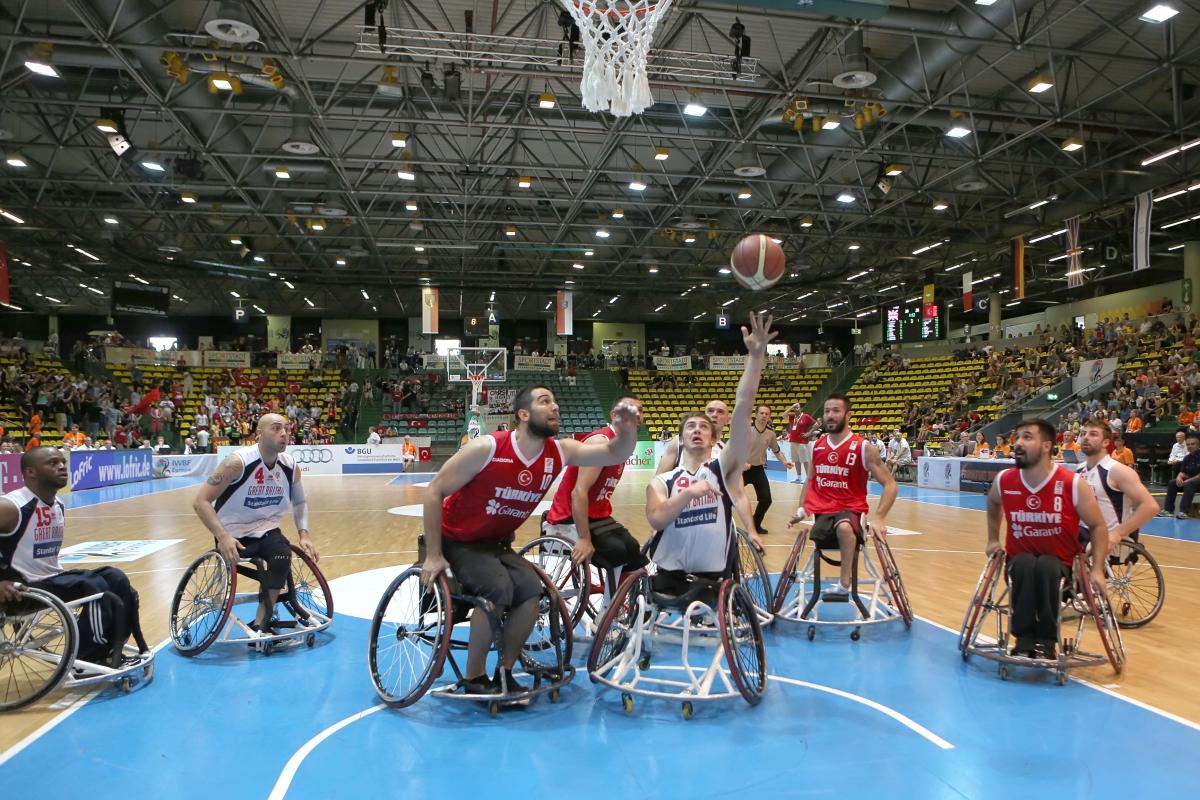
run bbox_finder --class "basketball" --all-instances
[730,234,786,291]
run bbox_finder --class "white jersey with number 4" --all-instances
[213,445,297,539]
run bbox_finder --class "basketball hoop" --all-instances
[561,0,674,117]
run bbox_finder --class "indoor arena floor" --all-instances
[4,471,1200,797]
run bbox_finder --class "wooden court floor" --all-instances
[3,471,1199,752]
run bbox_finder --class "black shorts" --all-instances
[442,538,541,611]
[810,512,863,549]
[651,569,723,604]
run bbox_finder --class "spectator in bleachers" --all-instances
[967,431,988,458]
[196,427,210,453]
[993,435,1011,459]
[886,430,913,475]
[153,436,171,454]
[1126,411,1145,433]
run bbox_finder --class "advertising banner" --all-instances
[1073,357,1118,396]
[217,444,416,475]
[277,353,320,370]
[0,453,24,492]
[104,346,158,366]
[652,355,692,371]
[625,441,658,471]
[70,450,154,490]
[917,457,961,491]
[203,350,252,368]
[707,355,746,370]
[153,454,220,479]
[513,355,556,371]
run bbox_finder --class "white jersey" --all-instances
[0,487,67,582]
[1078,455,1130,535]
[213,445,297,539]
[651,458,734,574]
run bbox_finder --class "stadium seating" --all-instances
[847,356,986,435]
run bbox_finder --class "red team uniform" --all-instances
[785,412,817,446]
[805,433,871,545]
[996,466,1083,567]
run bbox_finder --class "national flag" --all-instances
[1133,191,1153,272]
[1066,216,1084,288]
[962,271,972,310]
[1012,236,1025,300]
[556,290,573,336]
[421,287,439,334]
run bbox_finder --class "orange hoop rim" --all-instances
[572,2,657,18]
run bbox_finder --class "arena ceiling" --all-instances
[1,0,1199,327]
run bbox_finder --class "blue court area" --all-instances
[5,603,1199,798]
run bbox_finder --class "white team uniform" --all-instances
[651,458,734,574]
[0,487,67,581]
[1078,454,1131,536]
[212,445,297,539]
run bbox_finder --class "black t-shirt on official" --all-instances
[1180,450,1200,479]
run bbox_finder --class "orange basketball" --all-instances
[730,234,786,291]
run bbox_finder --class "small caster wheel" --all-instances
[621,693,634,715]
[119,677,133,693]
[999,666,1009,681]
[306,633,316,648]
[549,688,561,703]
[850,629,861,641]
[488,701,500,718]
[143,661,154,682]
[638,655,651,670]
[1057,671,1067,686]
[681,701,694,720]
[262,641,274,657]
[806,626,816,641]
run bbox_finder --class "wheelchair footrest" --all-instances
[820,592,852,603]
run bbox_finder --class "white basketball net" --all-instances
[560,0,674,117]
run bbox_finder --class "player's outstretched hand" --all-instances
[611,399,642,434]
[741,312,778,357]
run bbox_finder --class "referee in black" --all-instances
[742,405,792,533]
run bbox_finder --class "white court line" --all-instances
[915,614,1200,733]
[268,705,386,800]
[768,675,954,750]
[0,636,171,768]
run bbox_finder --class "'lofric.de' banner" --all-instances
[70,450,153,490]
[0,453,25,492]
[217,444,416,475]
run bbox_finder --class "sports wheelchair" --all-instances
[771,520,912,641]
[0,585,152,711]
[168,544,332,656]
[1094,534,1164,628]
[367,538,574,717]
[959,551,1125,684]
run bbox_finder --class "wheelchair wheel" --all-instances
[1077,566,1126,674]
[959,551,1004,657]
[719,582,767,706]
[0,589,78,711]
[368,567,452,708]
[771,528,809,615]
[170,551,235,656]
[1100,540,1164,628]
[872,535,913,627]
[517,535,594,628]
[283,545,334,622]
[734,529,773,622]
[519,562,575,673]
[587,568,647,677]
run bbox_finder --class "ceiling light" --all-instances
[1061,137,1084,152]
[912,240,946,256]
[545,300,553,310]
[975,0,998,5]
[253,255,266,263]
[71,245,100,260]
[771,237,782,244]
[1027,74,1054,94]
[797,291,814,300]
[573,263,585,270]
[836,192,855,203]
[414,245,425,252]
[683,234,697,243]
[800,217,814,228]
[609,296,619,304]
[821,117,842,130]
[655,147,670,161]
[361,289,371,300]
[683,99,707,117]
[648,266,659,274]
[628,179,647,191]
[283,280,295,289]
[879,284,898,291]
[946,125,971,139]
[504,226,517,237]
[565,280,575,285]
[737,187,753,200]
[140,160,166,172]
[397,165,416,181]
[1028,198,1051,210]
[719,267,732,275]
[722,297,738,307]
[253,304,266,313]
[310,219,325,232]
[490,292,496,301]
[654,304,667,312]
[26,60,59,78]
[517,176,532,188]
[230,237,242,245]
[1156,188,1187,202]
[180,192,197,204]
[391,131,408,148]
[405,199,418,212]
[612,209,625,219]
[128,274,149,285]
[335,258,346,266]
[884,164,905,177]
[856,310,872,318]
[24,44,59,77]
[584,249,594,256]
[85,285,103,295]
[847,270,871,280]
[932,201,949,211]
[595,229,610,238]
[273,165,291,179]
[538,91,556,109]
[0,209,25,224]
[700,282,709,287]
[269,271,278,277]
[847,242,861,251]
[1140,4,1180,23]
[1005,300,1020,307]
[1140,137,1200,166]
[207,73,240,93]
[229,291,240,298]
[103,216,118,225]
[1168,243,1185,251]
[1029,228,1067,244]
[304,297,315,308]
[95,118,119,134]
[5,155,28,168]
[593,310,602,317]
[692,312,706,319]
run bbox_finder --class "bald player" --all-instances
[193,414,319,634]
[657,398,763,546]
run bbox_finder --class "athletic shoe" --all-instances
[757,527,769,535]
[1010,636,1036,659]
[493,667,526,693]
[1033,640,1057,660]
[461,675,499,695]
[1158,509,1174,517]
[823,582,851,599]
[1176,512,1189,520]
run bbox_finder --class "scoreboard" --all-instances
[881,302,943,343]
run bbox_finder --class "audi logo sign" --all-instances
[290,449,335,463]
[216,443,429,475]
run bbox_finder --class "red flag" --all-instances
[962,272,973,311]
[129,386,161,416]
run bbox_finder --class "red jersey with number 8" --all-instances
[442,430,564,543]
[998,466,1082,567]
[806,433,870,515]
[546,425,623,524]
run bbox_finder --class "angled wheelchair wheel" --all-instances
[520,562,575,672]
[587,568,647,677]
[368,567,452,708]
[719,582,767,706]
[873,535,913,627]
[1077,565,1126,674]
[0,588,78,711]
[1099,540,1164,628]
[771,528,809,614]
[517,535,593,628]
[959,551,1004,657]
[283,545,333,622]
[735,529,774,622]
[170,551,235,656]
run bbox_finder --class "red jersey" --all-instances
[785,412,817,444]
[998,466,1083,567]
[442,430,564,543]
[806,433,870,515]
[546,425,623,523]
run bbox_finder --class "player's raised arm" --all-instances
[420,436,498,586]
[721,312,775,481]
[559,399,641,467]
